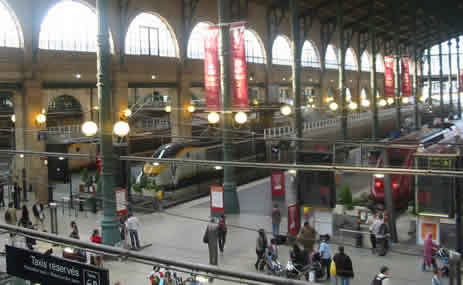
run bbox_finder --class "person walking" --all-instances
[432,268,442,285]
[126,213,141,249]
[332,246,354,285]
[120,215,128,249]
[203,218,219,265]
[12,183,19,209]
[255,229,268,270]
[297,222,317,254]
[5,202,17,226]
[423,232,438,272]
[90,229,103,267]
[0,184,5,208]
[218,214,227,253]
[371,266,390,285]
[271,204,281,236]
[368,212,380,253]
[18,205,35,250]
[375,214,389,256]
[319,234,332,280]
[69,221,80,239]
[32,200,45,231]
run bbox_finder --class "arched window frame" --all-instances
[272,35,292,66]
[0,0,23,48]
[345,48,358,71]
[376,54,384,73]
[125,12,179,58]
[244,29,266,64]
[39,1,114,53]
[360,51,371,72]
[187,22,212,59]
[301,40,321,68]
[325,44,338,69]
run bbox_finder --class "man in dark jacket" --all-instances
[204,218,219,265]
[332,246,354,285]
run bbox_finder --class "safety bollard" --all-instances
[49,202,58,235]
[355,210,363,248]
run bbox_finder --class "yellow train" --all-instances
[143,139,264,187]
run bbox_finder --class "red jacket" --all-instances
[91,235,102,244]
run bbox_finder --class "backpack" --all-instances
[218,219,227,232]
[4,210,11,223]
[371,274,387,285]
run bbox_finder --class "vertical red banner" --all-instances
[460,70,463,92]
[115,188,128,216]
[271,171,285,196]
[384,56,395,98]
[288,203,300,236]
[204,27,221,111]
[401,57,411,97]
[230,24,249,110]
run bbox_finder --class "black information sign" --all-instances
[6,245,109,285]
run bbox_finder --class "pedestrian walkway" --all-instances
[0,178,450,285]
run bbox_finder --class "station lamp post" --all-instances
[96,0,120,245]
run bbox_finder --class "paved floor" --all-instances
[0,177,450,285]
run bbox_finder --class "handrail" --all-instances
[264,106,415,139]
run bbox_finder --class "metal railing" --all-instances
[47,124,82,138]
[263,106,413,139]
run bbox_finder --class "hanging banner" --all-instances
[288,203,300,236]
[460,70,463,92]
[210,185,224,213]
[384,56,395,98]
[271,171,285,196]
[401,57,411,97]
[204,27,221,111]
[230,24,249,110]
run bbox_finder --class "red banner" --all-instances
[210,185,224,213]
[288,203,300,236]
[204,27,221,111]
[271,172,285,196]
[460,71,463,92]
[401,57,411,97]
[384,56,395,98]
[230,24,249,110]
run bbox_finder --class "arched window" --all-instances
[0,1,21,48]
[47,95,83,127]
[325,44,338,69]
[346,88,352,102]
[361,51,370,72]
[244,29,265,64]
[272,35,292,66]
[376,54,384,72]
[345,48,357,71]
[301,41,320,68]
[125,12,178,57]
[39,1,102,52]
[187,22,211,59]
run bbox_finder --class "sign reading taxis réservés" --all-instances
[6,245,109,285]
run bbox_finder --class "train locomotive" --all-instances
[371,120,463,208]
[143,138,265,187]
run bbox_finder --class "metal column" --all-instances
[218,0,239,213]
[338,0,347,140]
[427,48,432,109]
[369,0,378,139]
[382,150,398,242]
[96,0,119,245]
[410,0,419,129]
[457,38,461,118]
[439,35,445,124]
[393,0,401,131]
[449,39,454,115]
[290,0,302,155]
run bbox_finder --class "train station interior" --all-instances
[0,0,462,284]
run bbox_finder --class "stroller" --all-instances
[263,248,283,276]
[309,252,325,282]
[436,248,450,277]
